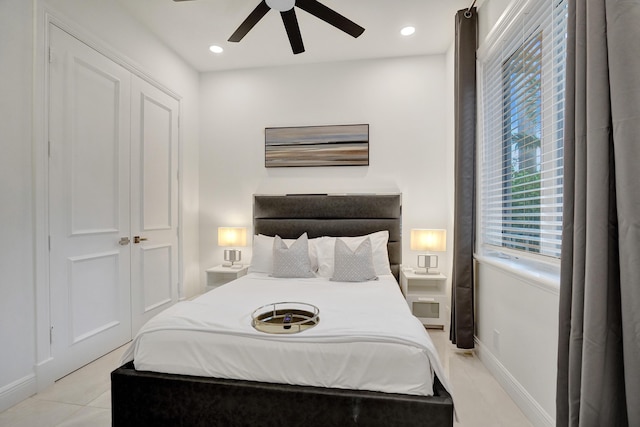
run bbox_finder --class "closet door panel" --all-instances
[130,77,180,333]
[48,24,132,380]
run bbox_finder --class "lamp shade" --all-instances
[217,227,247,247]
[410,229,446,252]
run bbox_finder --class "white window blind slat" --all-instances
[480,0,568,259]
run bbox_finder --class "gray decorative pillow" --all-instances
[331,238,378,282]
[272,233,315,278]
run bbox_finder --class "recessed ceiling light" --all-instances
[401,26,416,36]
[209,45,224,54]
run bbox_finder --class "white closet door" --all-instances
[130,77,180,333]
[48,25,132,379]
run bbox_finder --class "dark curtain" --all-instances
[556,0,640,426]
[450,8,477,350]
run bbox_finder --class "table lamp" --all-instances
[218,227,247,268]
[410,229,446,275]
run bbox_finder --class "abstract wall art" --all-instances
[265,124,369,168]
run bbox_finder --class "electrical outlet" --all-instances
[493,329,501,354]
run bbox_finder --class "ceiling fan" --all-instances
[174,0,365,55]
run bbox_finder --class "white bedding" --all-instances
[121,273,451,397]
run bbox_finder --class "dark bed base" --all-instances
[111,194,453,426]
[111,361,453,427]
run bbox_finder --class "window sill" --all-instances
[474,252,560,295]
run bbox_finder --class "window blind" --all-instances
[480,0,568,259]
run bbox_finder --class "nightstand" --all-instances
[205,265,248,291]
[400,269,448,328]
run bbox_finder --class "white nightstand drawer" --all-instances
[407,294,448,327]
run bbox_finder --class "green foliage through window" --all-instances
[502,33,543,253]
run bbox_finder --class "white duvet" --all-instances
[122,273,452,397]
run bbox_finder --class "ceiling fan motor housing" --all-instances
[266,0,296,12]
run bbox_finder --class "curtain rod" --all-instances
[465,0,477,18]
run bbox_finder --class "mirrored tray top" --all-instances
[251,302,320,334]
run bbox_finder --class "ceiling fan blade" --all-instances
[281,9,305,54]
[296,0,364,38]
[228,0,271,42]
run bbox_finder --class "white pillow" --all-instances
[249,234,320,274]
[272,233,315,278]
[331,238,378,282]
[316,230,392,278]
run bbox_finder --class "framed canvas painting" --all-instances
[265,124,369,167]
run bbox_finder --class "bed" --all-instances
[111,194,454,427]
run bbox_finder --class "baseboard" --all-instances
[0,374,37,412]
[35,357,56,393]
[475,337,554,427]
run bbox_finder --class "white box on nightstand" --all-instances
[400,269,448,328]
[205,265,248,291]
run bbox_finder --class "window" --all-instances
[479,0,568,259]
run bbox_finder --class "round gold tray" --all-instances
[251,302,320,334]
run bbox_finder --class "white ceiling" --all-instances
[115,0,472,72]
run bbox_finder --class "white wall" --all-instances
[0,0,36,411]
[474,1,560,426]
[475,261,559,425]
[199,56,454,284]
[444,32,457,307]
[477,0,513,43]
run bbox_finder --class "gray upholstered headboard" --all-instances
[253,194,402,281]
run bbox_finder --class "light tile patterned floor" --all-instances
[0,346,124,427]
[428,329,533,427]
[0,329,533,426]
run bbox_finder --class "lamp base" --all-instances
[222,263,243,269]
[416,254,439,275]
[223,249,242,268]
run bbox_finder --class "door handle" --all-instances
[119,237,130,246]
[133,236,148,244]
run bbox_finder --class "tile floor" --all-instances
[428,330,533,427]
[0,329,533,427]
